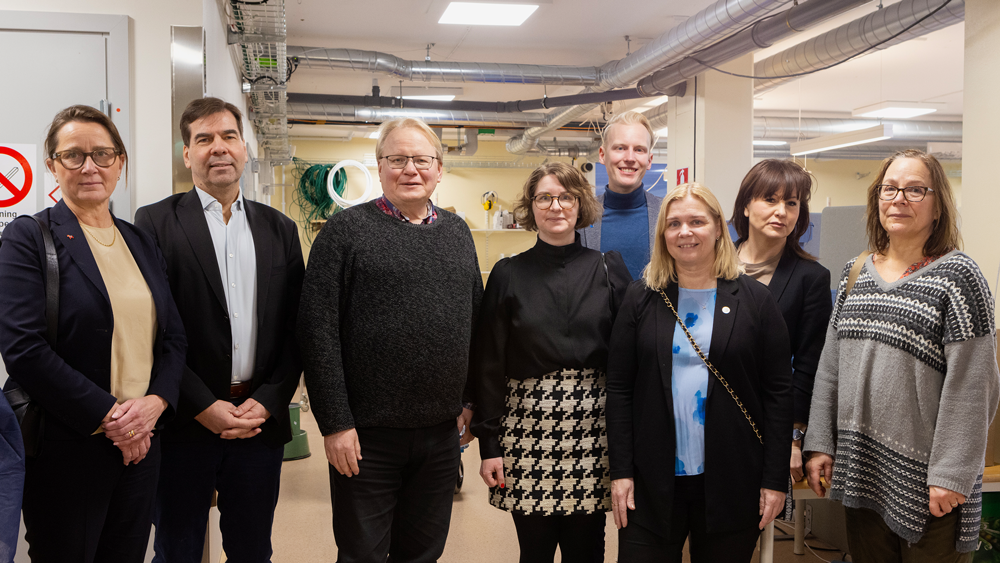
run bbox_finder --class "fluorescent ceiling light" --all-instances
[656,127,668,138]
[852,101,941,119]
[753,140,787,146]
[401,95,456,101]
[368,132,380,139]
[439,2,539,26]
[790,125,893,156]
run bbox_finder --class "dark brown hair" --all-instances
[731,159,815,261]
[865,149,961,256]
[513,162,600,232]
[180,97,244,146]
[45,104,128,181]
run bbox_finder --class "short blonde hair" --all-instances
[513,162,601,232]
[602,110,655,149]
[375,118,444,162]
[643,183,740,289]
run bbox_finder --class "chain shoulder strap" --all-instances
[658,288,763,444]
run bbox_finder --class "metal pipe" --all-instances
[507,0,795,154]
[636,0,870,96]
[754,116,962,142]
[754,0,965,94]
[286,102,550,127]
[286,46,603,86]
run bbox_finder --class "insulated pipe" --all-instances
[286,86,685,114]
[754,0,965,94]
[285,47,603,86]
[507,0,794,154]
[286,103,550,127]
[636,0,870,96]
[754,117,962,142]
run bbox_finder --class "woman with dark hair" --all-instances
[730,159,832,486]
[0,105,186,562]
[471,162,631,562]
[805,149,999,562]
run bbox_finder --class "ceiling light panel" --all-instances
[852,101,941,119]
[789,125,893,156]
[753,140,787,146]
[439,2,539,26]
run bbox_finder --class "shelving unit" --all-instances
[471,229,533,275]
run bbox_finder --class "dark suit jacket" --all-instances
[766,250,832,424]
[135,189,304,447]
[607,275,792,534]
[0,202,185,440]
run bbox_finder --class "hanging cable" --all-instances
[290,158,346,242]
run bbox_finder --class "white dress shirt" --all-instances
[196,187,258,384]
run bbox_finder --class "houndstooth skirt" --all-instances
[489,368,611,516]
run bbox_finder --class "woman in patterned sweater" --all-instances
[805,149,1000,562]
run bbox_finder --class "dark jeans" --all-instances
[152,435,283,563]
[845,506,972,563]
[330,420,459,563]
[22,433,161,563]
[510,512,606,563]
[618,474,760,563]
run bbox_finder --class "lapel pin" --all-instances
[66,235,74,240]
[722,306,731,314]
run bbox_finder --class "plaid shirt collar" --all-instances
[375,195,437,225]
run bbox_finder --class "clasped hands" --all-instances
[195,398,270,439]
[102,395,168,466]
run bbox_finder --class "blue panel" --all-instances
[595,163,669,198]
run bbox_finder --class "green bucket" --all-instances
[283,403,311,461]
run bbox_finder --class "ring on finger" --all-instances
[128,429,135,438]
[950,502,959,508]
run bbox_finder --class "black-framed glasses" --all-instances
[877,184,934,202]
[51,148,120,170]
[532,193,578,210]
[382,155,437,170]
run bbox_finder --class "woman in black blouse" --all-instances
[471,162,631,563]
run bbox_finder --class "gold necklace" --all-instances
[81,224,116,247]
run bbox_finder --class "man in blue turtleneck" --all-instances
[578,111,662,280]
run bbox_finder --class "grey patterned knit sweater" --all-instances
[806,250,999,552]
[297,202,483,436]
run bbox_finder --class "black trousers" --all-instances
[618,474,761,563]
[22,433,161,563]
[330,420,459,563]
[510,512,606,563]
[152,435,284,563]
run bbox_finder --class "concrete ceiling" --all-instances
[282,0,965,138]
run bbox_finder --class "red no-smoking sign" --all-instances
[0,146,33,208]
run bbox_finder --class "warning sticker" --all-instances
[0,144,38,237]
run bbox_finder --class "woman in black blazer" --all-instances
[0,105,186,562]
[730,159,832,486]
[607,183,792,562]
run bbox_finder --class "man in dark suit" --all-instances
[135,97,304,563]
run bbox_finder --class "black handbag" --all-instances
[3,212,59,458]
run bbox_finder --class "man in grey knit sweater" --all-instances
[298,117,482,563]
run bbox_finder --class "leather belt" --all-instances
[230,381,252,399]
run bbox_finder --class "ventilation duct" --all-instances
[286,47,603,86]
[506,0,796,154]
[754,117,962,142]
[286,102,550,127]
[754,0,965,94]
[635,0,869,96]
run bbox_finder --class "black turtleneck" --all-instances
[470,233,632,459]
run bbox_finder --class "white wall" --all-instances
[0,0,202,209]
[203,0,258,164]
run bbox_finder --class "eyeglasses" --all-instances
[877,185,934,202]
[532,193,578,210]
[51,148,120,170]
[381,155,438,170]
